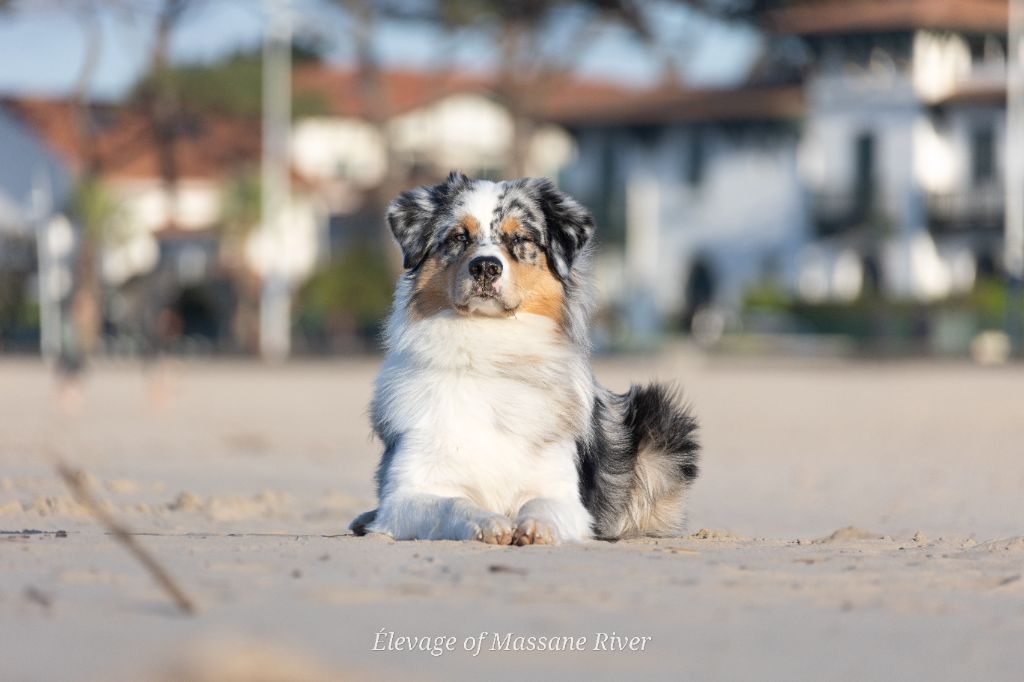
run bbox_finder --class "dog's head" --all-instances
[387,171,594,324]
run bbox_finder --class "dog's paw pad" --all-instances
[474,515,514,545]
[513,518,557,546]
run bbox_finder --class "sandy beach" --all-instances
[2,355,1023,681]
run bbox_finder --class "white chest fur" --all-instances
[374,312,592,516]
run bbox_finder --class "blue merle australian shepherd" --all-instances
[350,172,699,545]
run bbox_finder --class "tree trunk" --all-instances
[347,0,405,271]
[497,20,530,179]
[143,0,188,231]
[67,6,104,361]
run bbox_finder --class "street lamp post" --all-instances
[259,0,293,362]
[32,170,60,362]
[1007,0,1024,354]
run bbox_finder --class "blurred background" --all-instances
[3,6,1024,679]
[0,0,1022,364]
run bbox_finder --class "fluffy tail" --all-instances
[581,383,700,539]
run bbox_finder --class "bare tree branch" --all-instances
[53,457,197,616]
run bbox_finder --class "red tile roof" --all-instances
[4,69,788,187]
[293,67,491,118]
[4,69,642,183]
[764,0,1009,36]
[292,65,644,122]
[545,84,805,126]
[1,97,261,181]
[294,64,798,127]
[931,83,1007,106]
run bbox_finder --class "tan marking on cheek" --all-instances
[509,256,564,324]
[410,257,455,319]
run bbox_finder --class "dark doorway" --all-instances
[971,124,995,186]
[171,285,219,342]
[853,131,877,221]
[683,260,715,332]
[862,255,881,295]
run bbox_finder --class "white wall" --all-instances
[106,177,323,285]
[913,30,1006,102]
[389,93,512,173]
[562,29,1012,317]
[655,130,807,313]
[291,117,385,187]
[802,73,924,231]
[913,31,973,101]
[292,92,576,186]
[114,178,224,234]
[934,107,1006,191]
[565,125,807,316]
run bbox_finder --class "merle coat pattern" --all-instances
[350,172,700,544]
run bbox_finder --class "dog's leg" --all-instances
[513,497,592,545]
[348,509,378,536]
[362,493,514,544]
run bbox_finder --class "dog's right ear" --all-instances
[387,171,471,270]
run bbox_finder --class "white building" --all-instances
[1,69,623,350]
[0,98,325,349]
[0,104,75,352]
[289,67,589,232]
[557,0,1011,332]
[0,105,72,237]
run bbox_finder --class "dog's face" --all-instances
[387,172,594,323]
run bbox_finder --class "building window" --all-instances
[967,35,987,64]
[595,133,625,245]
[971,125,995,186]
[853,131,876,215]
[686,134,706,188]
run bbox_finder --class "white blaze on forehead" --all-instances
[460,181,502,244]
[459,182,511,293]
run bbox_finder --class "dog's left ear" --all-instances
[387,170,472,270]
[528,178,594,280]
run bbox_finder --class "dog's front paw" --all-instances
[465,514,514,545]
[513,517,557,546]
[349,509,378,536]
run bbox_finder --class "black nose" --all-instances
[468,255,503,282]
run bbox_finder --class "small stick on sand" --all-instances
[54,459,196,615]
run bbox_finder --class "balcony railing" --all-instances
[812,191,883,237]
[813,189,1006,236]
[926,188,1004,233]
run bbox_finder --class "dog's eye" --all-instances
[511,234,530,246]
[448,232,469,246]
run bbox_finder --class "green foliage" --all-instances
[743,283,791,312]
[742,277,1024,347]
[295,244,394,334]
[788,297,891,340]
[0,265,34,321]
[132,49,329,119]
[946,277,1023,329]
[219,168,262,237]
[0,237,38,345]
[161,52,263,118]
[69,177,126,244]
[292,90,331,119]
[435,0,502,26]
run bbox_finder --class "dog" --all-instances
[349,172,700,544]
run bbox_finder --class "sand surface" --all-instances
[1,355,1023,681]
